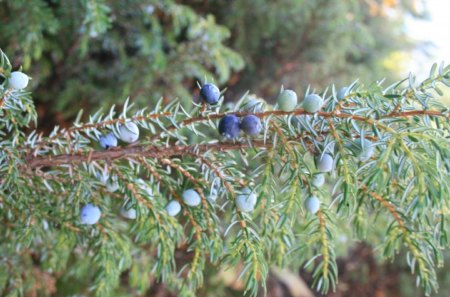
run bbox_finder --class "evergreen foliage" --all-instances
[1,48,450,296]
[0,0,244,120]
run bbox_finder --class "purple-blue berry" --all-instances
[200,83,221,105]
[240,115,262,136]
[218,115,241,139]
[99,133,118,149]
[80,203,101,225]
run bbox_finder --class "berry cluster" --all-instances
[82,82,376,224]
[218,114,263,138]
[97,122,140,151]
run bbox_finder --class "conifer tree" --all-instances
[1,48,450,296]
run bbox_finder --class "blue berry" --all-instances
[277,89,298,112]
[80,203,101,225]
[236,188,257,212]
[218,115,241,139]
[119,122,139,143]
[106,179,119,193]
[312,173,325,187]
[207,183,220,202]
[200,83,221,105]
[166,200,181,216]
[337,87,348,100]
[120,205,137,219]
[99,133,118,149]
[182,189,201,207]
[240,115,262,136]
[305,196,320,214]
[358,139,375,161]
[9,71,29,90]
[303,94,323,113]
[315,153,333,173]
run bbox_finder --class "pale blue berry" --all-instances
[119,122,139,143]
[182,189,201,207]
[9,71,29,90]
[207,187,218,203]
[312,173,325,187]
[358,139,375,161]
[200,83,221,105]
[240,115,262,135]
[166,200,181,216]
[236,188,257,212]
[106,179,119,192]
[303,94,324,113]
[80,203,101,225]
[337,87,348,100]
[120,205,137,219]
[99,133,118,149]
[305,196,320,214]
[316,153,333,173]
[218,115,241,139]
[277,89,298,112]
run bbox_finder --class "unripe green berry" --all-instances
[303,94,323,113]
[277,89,298,112]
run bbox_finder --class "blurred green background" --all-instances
[1,0,449,296]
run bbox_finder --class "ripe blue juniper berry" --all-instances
[240,115,262,135]
[200,83,221,105]
[218,114,241,138]
[99,133,118,149]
